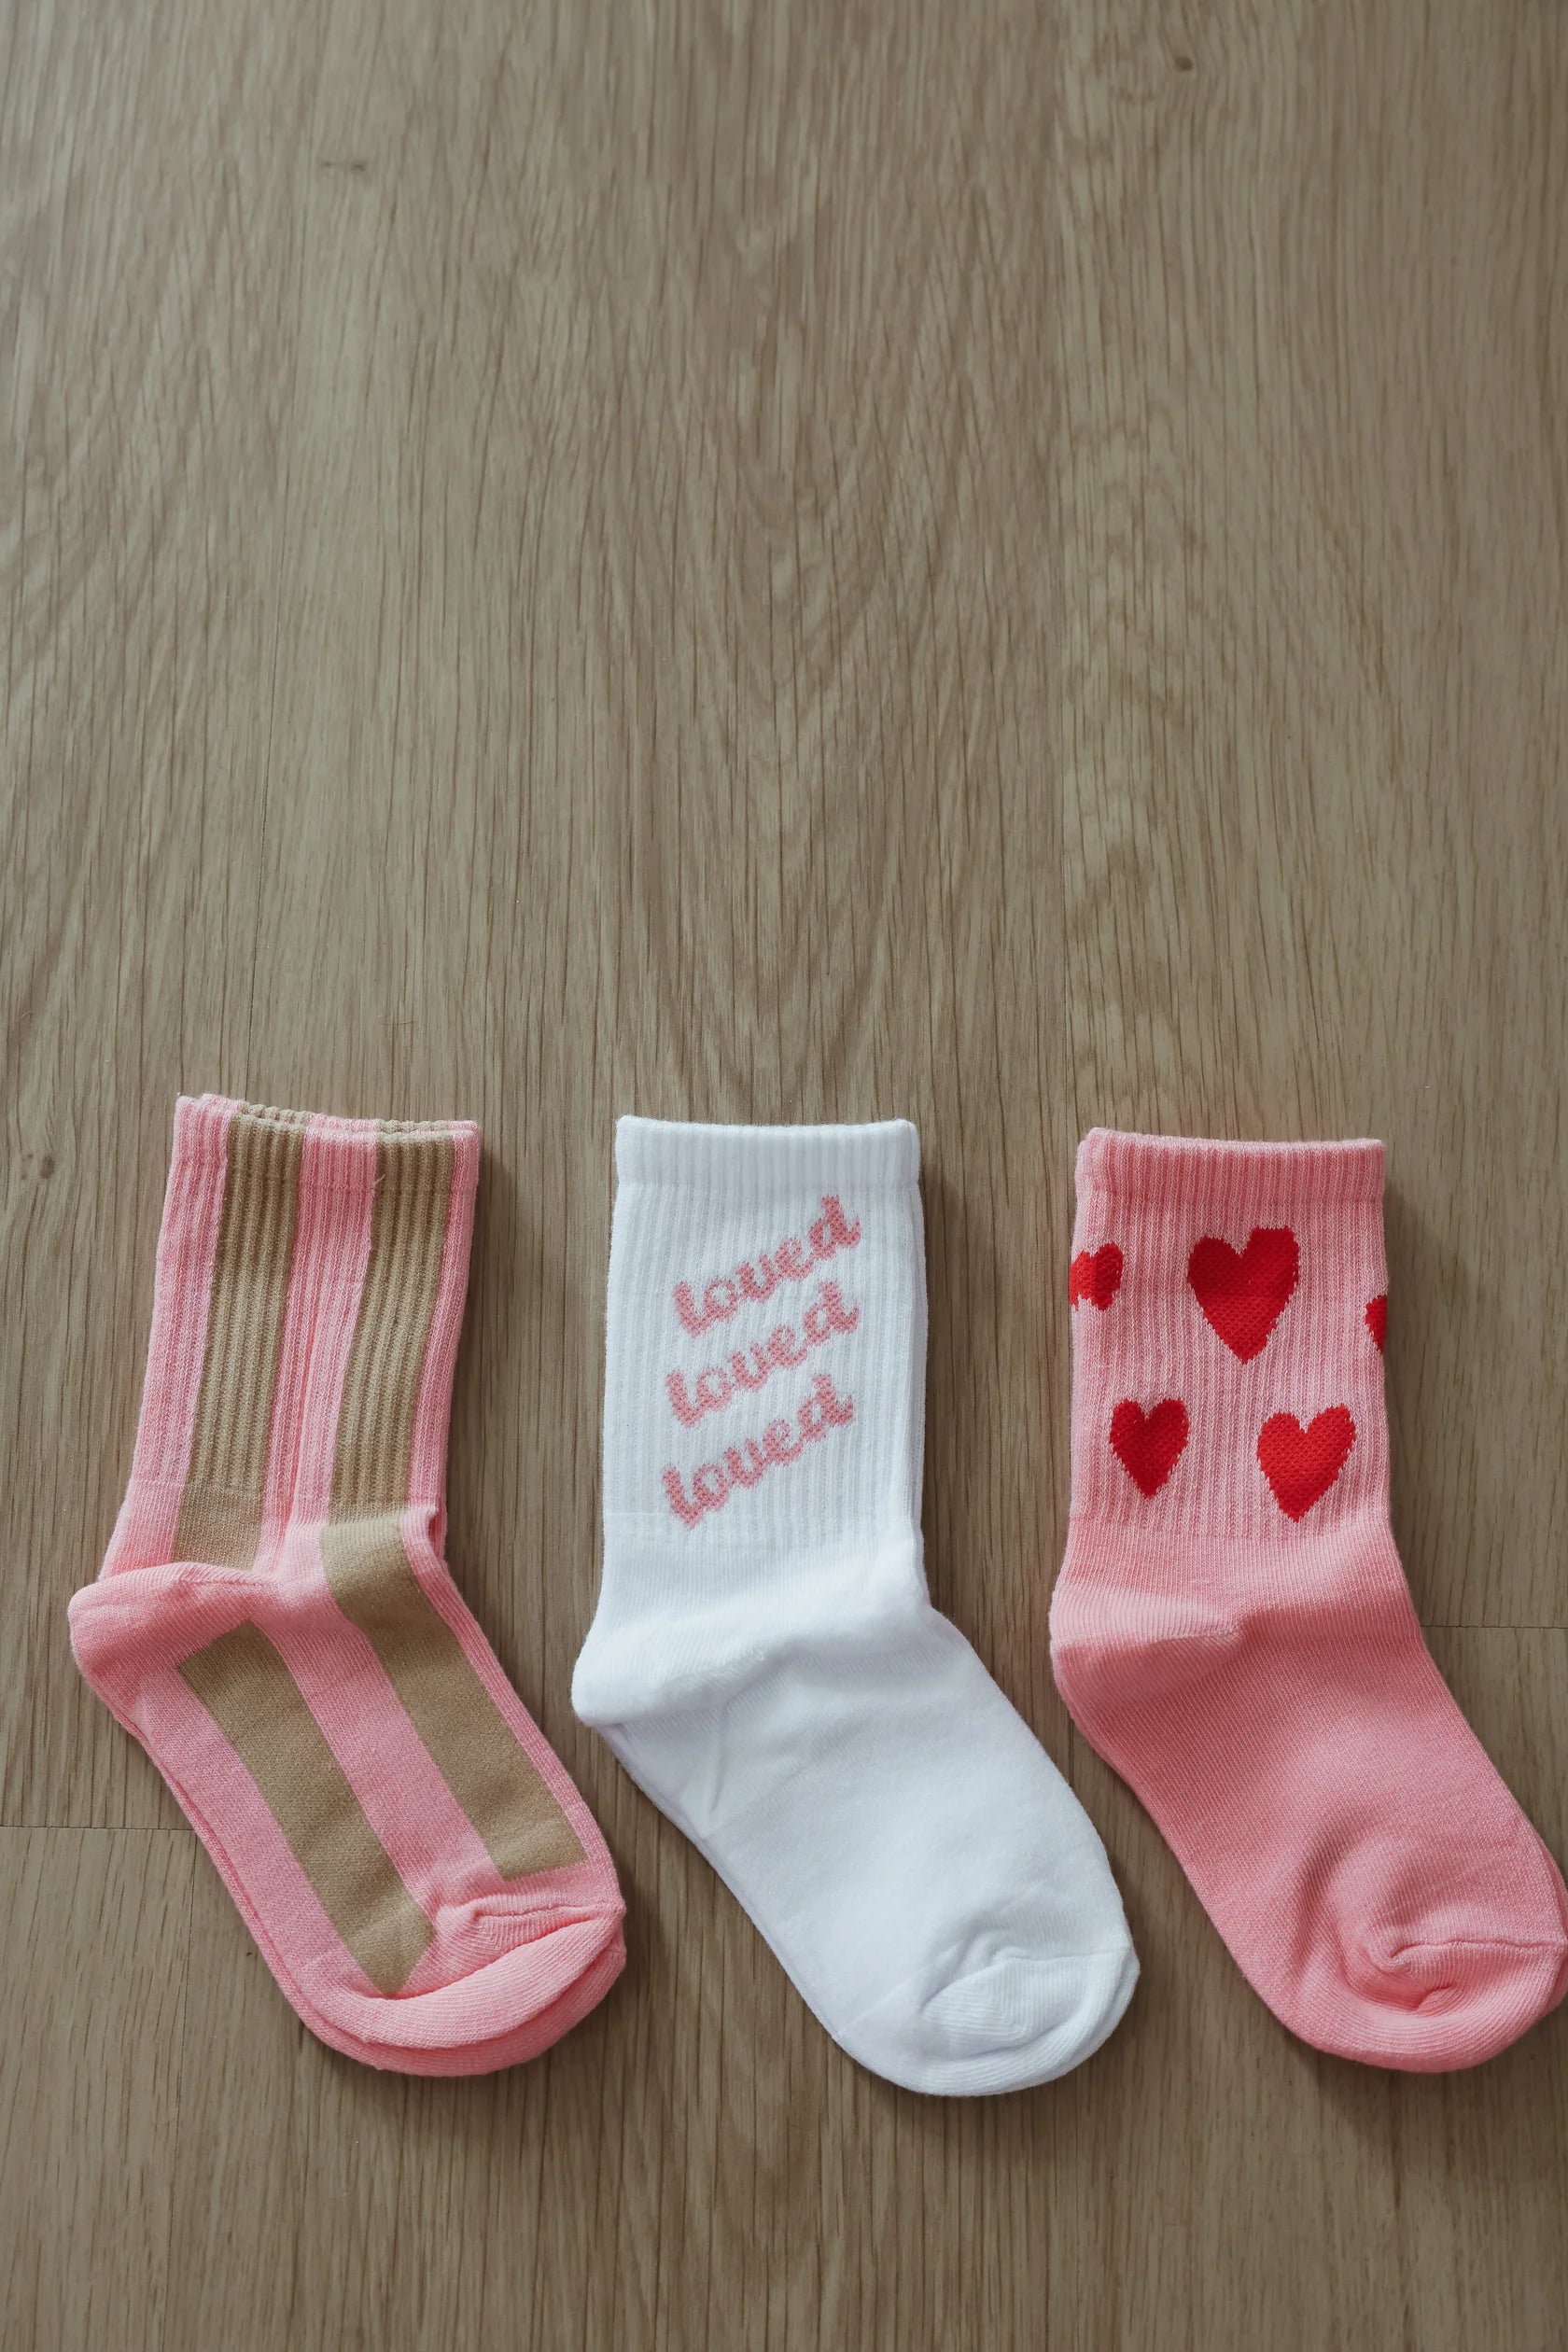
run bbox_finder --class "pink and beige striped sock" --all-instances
[70,1096,624,2074]
[1051,1128,1568,2072]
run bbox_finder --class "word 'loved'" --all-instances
[663,1372,854,1527]
[666,1280,860,1427]
[673,1196,861,1337]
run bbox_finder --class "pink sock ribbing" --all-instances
[1051,1128,1568,2072]
[70,1095,624,2074]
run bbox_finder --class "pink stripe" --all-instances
[105,1097,237,1575]
[408,1121,482,1515]
[397,1120,618,1889]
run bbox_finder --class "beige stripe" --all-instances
[332,1128,453,1513]
[324,1124,581,1879]
[179,1622,434,1994]
[174,1110,305,1569]
[322,1517,584,1878]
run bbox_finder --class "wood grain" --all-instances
[0,1831,193,2351]
[3,1,1566,2345]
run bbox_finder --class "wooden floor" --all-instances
[5,4,1567,2346]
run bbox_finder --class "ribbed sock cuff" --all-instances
[1076,1128,1384,1215]
[130,1095,480,1530]
[615,1116,919,1196]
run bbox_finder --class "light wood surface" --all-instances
[4,3,1566,2345]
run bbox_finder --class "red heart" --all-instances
[1110,1397,1189,1497]
[1070,1243,1123,1310]
[1365,1295,1387,1353]
[1187,1227,1299,1361]
[1257,1407,1356,1521]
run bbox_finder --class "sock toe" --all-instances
[1330,1927,1568,2072]
[1262,1867,1568,2071]
[842,1939,1140,2095]
[299,1909,629,2076]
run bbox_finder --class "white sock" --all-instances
[573,1117,1138,2093]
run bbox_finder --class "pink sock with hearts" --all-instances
[1051,1129,1568,2071]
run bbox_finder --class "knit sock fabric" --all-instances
[573,1116,1138,2095]
[70,1095,624,2075]
[1051,1127,1568,2072]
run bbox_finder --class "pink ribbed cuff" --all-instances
[177,1094,480,1194]
[129,1095,481,1509]
[1076,1129,1384,1215]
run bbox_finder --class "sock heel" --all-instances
[574,1537,931,1725]
[1052,1575,1245,1715]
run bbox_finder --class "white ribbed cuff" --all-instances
[615,1117,919,1196]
